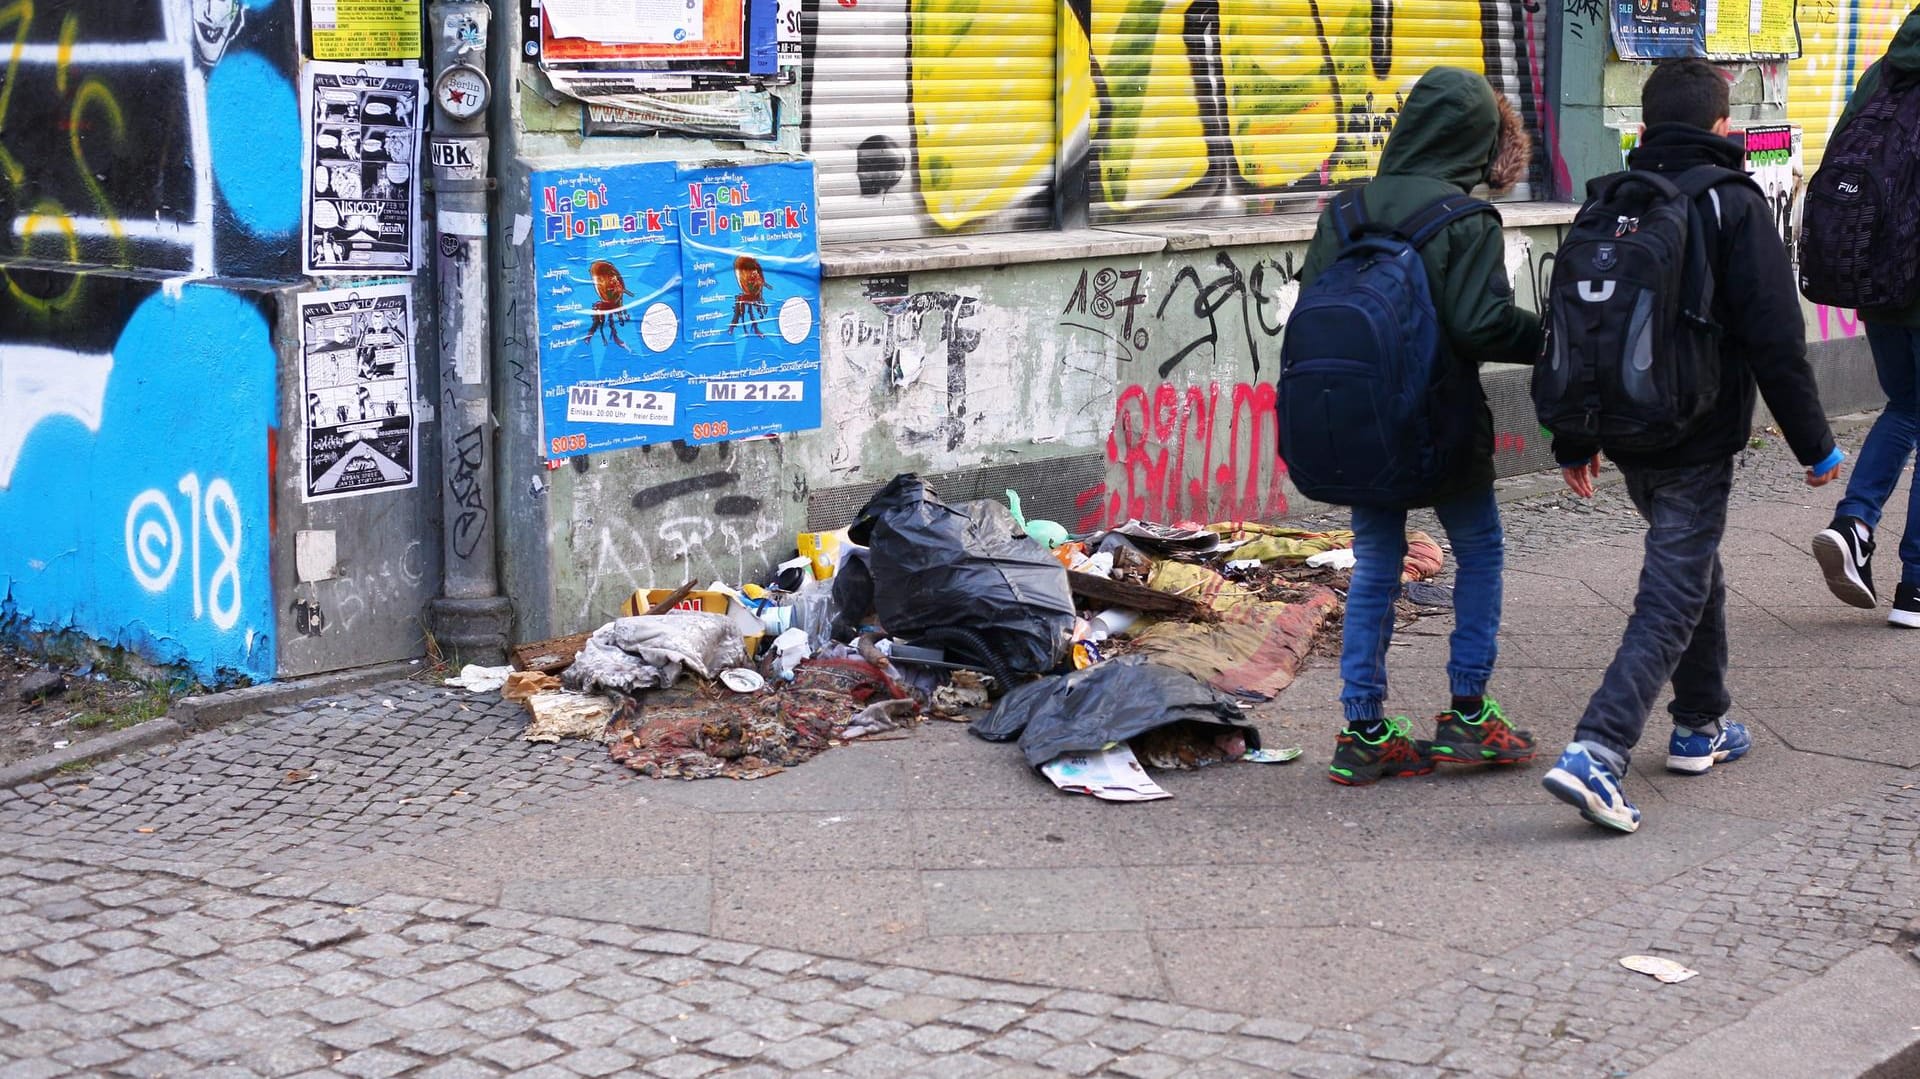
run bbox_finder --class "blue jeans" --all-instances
[1574,459,1733,763]
[1836,321,1920,586]
[1340,486,1503,722]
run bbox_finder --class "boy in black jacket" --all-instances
[1542,59,1843,833]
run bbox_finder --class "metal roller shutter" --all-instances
[1789,0,1902,169]
[1087,0,1543,223]
[802,0,1060,242]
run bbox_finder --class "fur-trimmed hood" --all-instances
[1377,66,1532,195]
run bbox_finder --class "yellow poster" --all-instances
[1706,0,1799,56]
[1705,0,1754,54]
[311,0,423,60]
[1752,0,1801,54]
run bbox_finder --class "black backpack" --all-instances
[1799,73,1920,310]
[1532,166,1752,455]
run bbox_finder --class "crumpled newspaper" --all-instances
[563,612,745,694]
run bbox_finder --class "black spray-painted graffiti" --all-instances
[1054,251,1304,378]
[447,425,488,560]
[1061,267,1151,360]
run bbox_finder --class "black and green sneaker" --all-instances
[1430,698,1535,766]
[1329,716,1434,786]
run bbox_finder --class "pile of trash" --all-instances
[448,472,1451,797]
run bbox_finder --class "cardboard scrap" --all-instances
[504,670,562,701]
[522,691,616,744]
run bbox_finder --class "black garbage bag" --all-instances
[969,655,1261,767]
[847,474,1075,676]
[830,547,874,642]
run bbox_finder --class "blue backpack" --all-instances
[1278,190,1494,507]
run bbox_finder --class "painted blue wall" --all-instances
[0,0,302,681]
[1,280,281,681]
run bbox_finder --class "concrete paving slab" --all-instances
[922,869,1146,936]
[498,876,710,934]
[1150,927,1479,1023]
[1128,860,1604,939]
[644,747,911,813]
[707,811,922,874]
[710,869,924,958]
[908,809,1124,870]
[874,931,1166,999]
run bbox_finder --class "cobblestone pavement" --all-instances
[1,422,1917,1078]
[1,774,1916,1079]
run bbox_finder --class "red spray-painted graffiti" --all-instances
[1075,381,1288,533]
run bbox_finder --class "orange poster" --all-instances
[541,0,746,63]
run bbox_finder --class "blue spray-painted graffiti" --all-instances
[0,0,300,681]
[1,283,279,681]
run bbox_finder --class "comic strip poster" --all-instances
[529,159,821,460]
[300,285,419,501]
[304,63,423,275]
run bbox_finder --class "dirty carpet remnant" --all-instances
[1128,584,1341,700]
[606,657,916,780]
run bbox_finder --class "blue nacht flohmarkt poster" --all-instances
[530,159,821,459]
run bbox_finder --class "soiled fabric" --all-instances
[969,655,1259,769]
[1208,523,1355,564]
[1129,586,1341,700]
[606,658,915,780]
[563,613,745,694]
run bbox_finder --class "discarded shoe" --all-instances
[1430,697,1534,766]
[1329,716,1433,786]
[1542,743,1639,833]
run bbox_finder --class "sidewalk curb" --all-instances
[167,659,425,732]
[0,718,186,789]
[0,659,426,789]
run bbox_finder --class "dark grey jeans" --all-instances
[1574,458,1734,763]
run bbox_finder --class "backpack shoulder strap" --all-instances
[1330,188,1369,244]
[1395,193,1496,250]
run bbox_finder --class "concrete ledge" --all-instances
[0,718,186,789]
[169,659,425,732]
[822,201,1586,273]
[1635,945,1920,1079]
[821,228,1166,278]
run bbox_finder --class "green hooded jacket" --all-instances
[1298,66,1544,504]
[1833,7,1920,327]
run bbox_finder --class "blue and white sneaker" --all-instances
[1542,743,1640,833]
[1665,721,1752,775]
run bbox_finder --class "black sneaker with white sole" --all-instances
[1891,583,1920,628]
[1812,516,1877,609]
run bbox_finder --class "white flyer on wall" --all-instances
[299,284,419,502]
[303,62,424,275]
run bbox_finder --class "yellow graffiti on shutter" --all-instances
[1789,0,1903,169]
[1223,0,1486,189]
[910,0,1060,229]
[1089,0,1505,218]
[1089,0,1211,211]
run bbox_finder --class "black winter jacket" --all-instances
[1551,124,1838,472]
